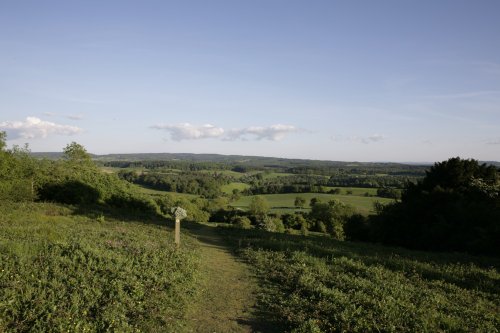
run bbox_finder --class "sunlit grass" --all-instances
[0,202,201,332]
[231,192,394,215]
[221,228,500,332]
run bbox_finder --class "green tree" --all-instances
[259,216,285,233]
[231,216,252,229]
[294,196,306,209]
[0,133,39,202]
[309,199,354,240]
[63,142,93,165]
[372,157,500,255]
[0,131,6,151]
[248,196,269,220]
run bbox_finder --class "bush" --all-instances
[106,192,160,215]
[38,180,100,205]
[231,216,252,229]
[344,214,371,241]
[259,216,285,233]
[371,157,500,256]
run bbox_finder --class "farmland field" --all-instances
[131,184,200,199]
[221,182,251,194]
[323,186,378,196]
[231,193,394,215]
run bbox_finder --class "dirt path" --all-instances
[182,223,263,333]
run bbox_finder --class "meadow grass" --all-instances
[322,186,378,196]
[99,166,147,174]
[131,183,200,199]
[231,193,394,215]
[221,182,251,194]
[0,202,202,332]
[221,228,500,332]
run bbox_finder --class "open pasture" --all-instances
[231,192,394,215]
[221,182,252,194]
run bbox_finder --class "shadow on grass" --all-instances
[218,227,500,297]
[70,203,171,227]
[181,221,287,333]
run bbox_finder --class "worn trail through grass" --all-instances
[182,223,267,333]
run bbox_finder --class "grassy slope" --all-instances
[222,228,500,332]
[231,193,394,215]
[0,202,201,332]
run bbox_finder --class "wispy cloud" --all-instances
[151,123,300,141]
[485,138,500,145]
[66,114,84,120]
[421,90,500,100]
[42,112,84,120]
[472,61,500,75]
[225,124,299,141]
[0,117,82,140]
[333,134,386,144]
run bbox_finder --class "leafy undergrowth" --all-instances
[0,202,201,332]
[221,228,500,332]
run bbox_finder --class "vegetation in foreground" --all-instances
[0,202,201,332]
[222,227,500,333]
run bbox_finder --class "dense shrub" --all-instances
[309,200,354,240]
[0,203,201,331]
[371,157,500,256]
[231,216,252,229]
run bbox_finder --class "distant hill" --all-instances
[30,152,498,169]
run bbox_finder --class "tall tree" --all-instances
[372,157,500,255]
[248,196,270,220]
[294,196,306,209]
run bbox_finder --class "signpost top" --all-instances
[171,207,187,220]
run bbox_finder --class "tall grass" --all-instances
[0,202,201,332]
[222,228,500,332]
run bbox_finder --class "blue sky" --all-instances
[1,0,499,162]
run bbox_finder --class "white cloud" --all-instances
[151,123,300,141]
[0,117,82,140]
[151,123,225,141]
[226,124,299,141]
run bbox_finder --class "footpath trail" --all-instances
[182,223,266,333]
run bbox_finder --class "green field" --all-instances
[0,202,201,332]
[131,183,200,199]
[231,193,394,215]
[99,166,147,174]
[260,172,295,179]
[221,182,251,194]
[198,169,248,179]
[222,228,500,332]
[323,186,378,196]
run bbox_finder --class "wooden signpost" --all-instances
[171,207,187,248]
